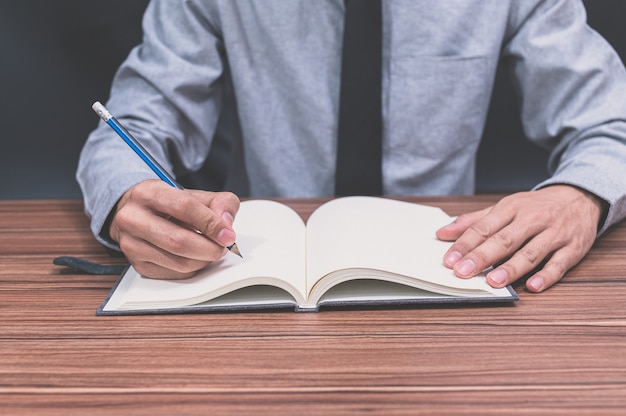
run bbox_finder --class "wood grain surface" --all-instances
[1,198,625,415]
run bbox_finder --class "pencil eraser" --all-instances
[92,101,111,121]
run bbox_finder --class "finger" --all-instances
[441,208,514,270]
[135,262,198,280]
[189,190,240,227]
[114,201,228,261]
[118,233,223,279]
[524,254,568,292]
[145,216,229,261]
[525,240,592,293]
[436,207,491,241]
[141,185,236,248]
[484,231,559,287]
[453,219,546,279]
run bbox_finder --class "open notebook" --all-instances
[97,196,517,315]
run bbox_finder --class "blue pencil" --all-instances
[92,101,242,258]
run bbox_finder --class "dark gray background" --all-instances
[1,1,624,199]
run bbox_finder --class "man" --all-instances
[78,0,626,292]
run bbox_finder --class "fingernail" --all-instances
[217,228,236,246]
[489,269,508,285]
[221,212,234,227]
[527,276,545,292]
[455,259,476,276]
[444,250,463,266]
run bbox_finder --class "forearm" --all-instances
[502,0,626,233]
[76,126,156,250]
[77,0,227,247]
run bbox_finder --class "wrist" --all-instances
[542,184,608,231]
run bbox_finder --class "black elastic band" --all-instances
[53,256,127,275]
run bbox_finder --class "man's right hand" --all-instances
[109,180,241,279]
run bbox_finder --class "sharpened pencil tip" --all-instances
[229,243,243,258]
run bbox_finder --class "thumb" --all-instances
[189,190,240,228]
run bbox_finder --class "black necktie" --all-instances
[335,0,383,196]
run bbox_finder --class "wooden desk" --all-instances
[1,197,625,415]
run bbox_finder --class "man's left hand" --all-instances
[436,185,606,292]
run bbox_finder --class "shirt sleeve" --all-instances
[503,0,626,234]
[76,0,225,248]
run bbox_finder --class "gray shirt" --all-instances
[78,0,626,248]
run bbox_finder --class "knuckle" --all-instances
[492,230,515,251]
[164,229,191,253]
[222,191,240,206]
[545,259,568,278]
[129,181,155,202]
[519,246,541,265]
[468,221,492,239]
[114,208,134,230]
[571,239,590,257]
[117,235,138,256]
